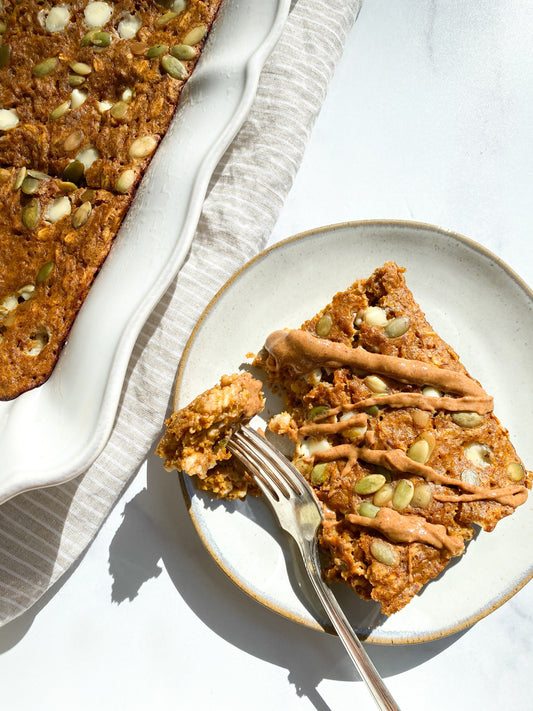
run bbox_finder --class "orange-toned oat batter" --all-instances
[0,0,223,399]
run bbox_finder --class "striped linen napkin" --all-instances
[0,0,362,626]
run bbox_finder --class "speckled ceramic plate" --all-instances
[178,220,533,644]
[0,0,290,505]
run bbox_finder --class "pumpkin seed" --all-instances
[50,100,71,120]
[156,11,178,27]
[370,540,399,567]
[81,189,95,203]
[62,160,84,184]
[94,31,111,46]
[0,21,6,34]
[354,473,387,495]
[410,483,433,508]
[13,167,27,190]
[22,199,40,230]
[81,29,97,46]
[452,412,484,428]
[316,313,332,337]
[27,170,49,180]
[36,261,54,283]
[129,135,157,159]
[32,57,58,77]
[372,483,394,507]
[161,54,187,80]
[364,375,389,394]
[110,101,128,119]
[146,44,168,58]
[63,130,85,152]
[115,169,135,193]
[0,44,10,68]
[72,201,92,229]
[364,405,380,417]
[68,74,86,87]
[507,462,525,482]
[406,438,430,464]
[392,478,414,510]
[307,405,329,420]
[57,181,78,193]
[21,176,40,195]
[310,463,329,485]
[385,316,410,338]
[69,61,92,75]
[182,24,208,46]
[170,44,196,60]
[357,502,379,519]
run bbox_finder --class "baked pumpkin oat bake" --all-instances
[160,262,531,615]
[0,0,223,399]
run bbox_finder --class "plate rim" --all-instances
[177,218,533,644]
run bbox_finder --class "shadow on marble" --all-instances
[104,449,469,701]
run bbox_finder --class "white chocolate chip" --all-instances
[171,0,186,11]
[339,412,367,442]
[45,6,71,32]
[422,386,442,398]
[76,146,100,169]
[70,88,88,109]
[45,196,71,223]
[363,306,388,327]
[461,468,480,486]
[0,109,19,130]
[0,294,18,313]
[306,367,322,386]
[117,13,141,39]
[464,442,491,467]
[297,437,331,458]
[26,328,50,357]
[97,100,113,113]
[84,1,112,29]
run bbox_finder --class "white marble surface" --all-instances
[1,1,532,709]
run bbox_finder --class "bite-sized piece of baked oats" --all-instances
[156,372,264,500]
[255,262,531,615]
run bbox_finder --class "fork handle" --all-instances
[303,541,401,711]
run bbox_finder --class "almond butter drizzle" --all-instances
[345,508,464,555]
[265,329,493,413]
[265,328,528,552]
[313,444,528,508]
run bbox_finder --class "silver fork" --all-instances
[227,425,401,711]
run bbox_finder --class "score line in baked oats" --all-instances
[158,262,531,616]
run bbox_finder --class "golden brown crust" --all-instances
[256,262,532,614]
[0,0,223,399]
